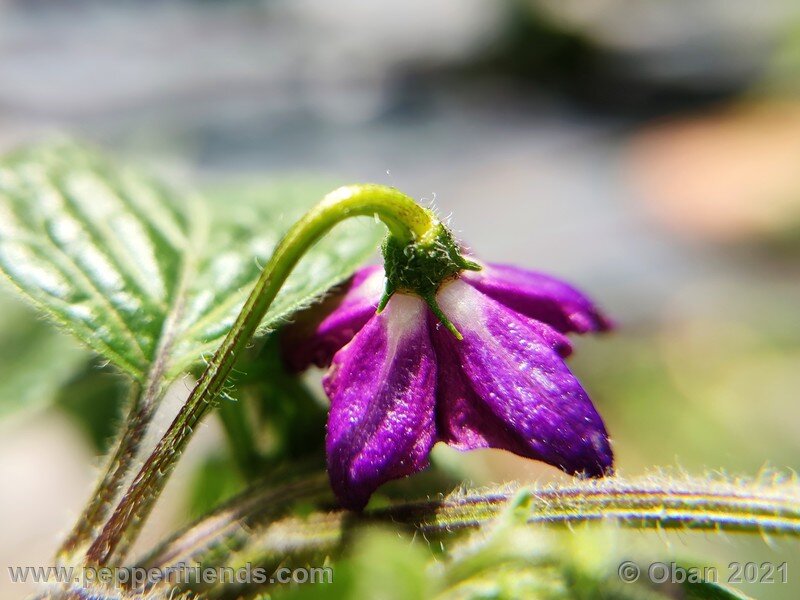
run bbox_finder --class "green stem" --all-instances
[56,382,149,563]
[85,185,437,565]
[381,477,800,535]
[140,474,800,577]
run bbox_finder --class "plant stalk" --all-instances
[85,185,437,565]
[141,474,800,577]
[57,382,150,563]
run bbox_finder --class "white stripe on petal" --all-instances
[436,279,487,332]
[385,293,427,348]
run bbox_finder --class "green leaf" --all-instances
[350,529,433,597]
[0,143,196,379]
[0,290,89,420]
[0,142,383,385]
[681,580,754,600]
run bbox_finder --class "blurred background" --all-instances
[2,1,800,598]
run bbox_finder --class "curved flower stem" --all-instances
[84,185,437,566]
[140,474,800,577]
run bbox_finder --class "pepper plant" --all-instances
[0,141,797,600]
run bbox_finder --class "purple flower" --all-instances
[284,262,613,510]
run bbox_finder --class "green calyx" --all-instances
[379,222,480,339]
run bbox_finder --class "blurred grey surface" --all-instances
[6,0,794,321]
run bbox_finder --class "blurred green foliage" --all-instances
[0,292,89,421]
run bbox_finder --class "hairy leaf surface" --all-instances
[0,143,382,388]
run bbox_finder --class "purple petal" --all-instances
[461,263,611,335]
[433,280,613,477]
[282,266,384,371]
[324,294,437,510]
